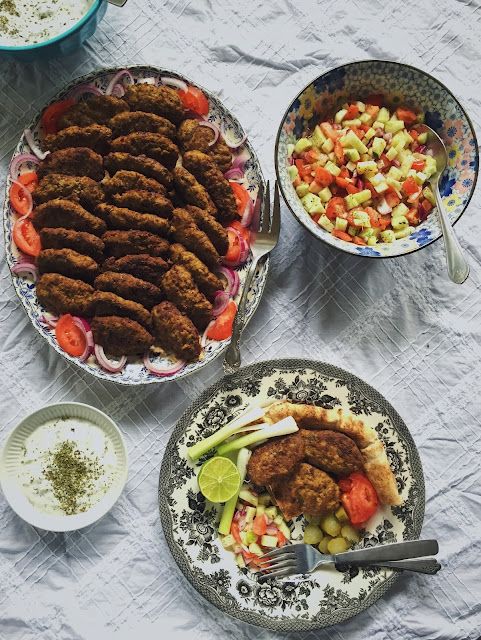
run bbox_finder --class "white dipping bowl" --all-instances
[0,402,128,532]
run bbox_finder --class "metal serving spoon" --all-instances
[413,124,469,284]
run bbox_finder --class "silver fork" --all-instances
[223,180,281,374]
[258,539,440,582]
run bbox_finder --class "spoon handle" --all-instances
[434,183,470,284]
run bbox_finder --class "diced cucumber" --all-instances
[340,130,368,153]
[352,210,370,227]
[347,225,358,236]
[319,187,332,202]
[391,215,409,231]
[319,214,334,232]
[321,138,334,153]
[417,131,428,144]
[392,202,409,217]
[294,137,312,154]
[278,522,291,540]
[381,229,396,243]
[344,148,360,162]
[260,535,278,548]
[287,165,299,181]
[424,156,438,178]
[372,121,385,131]
[391,131,408,149]
[328,151,336,161]
[357,160,378,174]
[343,118,362,128]
[240,531,249,545]
[407,169,417,178]
[369,172,386,187]
[386,177,402,192]
[359,112,372,124]
[248,542,263,556]
[415,171,427,185]
[335,217,348,231]
[374,181,389,193]
[345,193,359,210]
[334,108,347,124]
[265,506,277,520]
[404,132,413,145]
[301,192,323,214]
[394,226,414,239]
[346,160,357,172]
[245,506,256,523]
[296,182,310,198]
[387,166,402,181]
[258,493,271,505]
[372,137,387,157]
[309,181,322,194]
[239,488,258,506]
[385,146,398,161]
[377,107,390,123]
[256,505,266,516]
[423,185,436,205]
[400,155,414,177]
[359,227,375,240]
[311,125,327,148]
[221,534,235,549]
[273,515,284,525]
[363,127,376,141]
[287,143,295,157]
[304,524,323,545]
[246,530,258,544]
[235,553,246,568]
[367,236,378,245]
[385,119,405,134]
[356,101,366,112]
[324,160,341,176]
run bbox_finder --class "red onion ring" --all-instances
[143,352,185,376]
[94,344,127,373]
[110,84,125,98]
[224,167,244,180]
[160,76,188,92]
[10,153,40,180]
[39,312,58,328]
[10,180,33,216]
[216,266,240,298]
[105,70,134,96]
[221,123,247,149]
[240,197,254,227]
[223,227,250,267]
[11,261,38,280]
[68,83,103,101]
[197,121,219,146]
[24,129,49,160]
[212,290,230,317]
[138,77,157,85]
[201,320,216,348]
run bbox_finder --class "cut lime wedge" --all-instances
[198,456,241,503]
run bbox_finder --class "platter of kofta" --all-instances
[4,66,268,384]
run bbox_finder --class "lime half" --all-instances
[198,456,241,503]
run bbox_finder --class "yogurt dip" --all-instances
[0,0,94,47]
[18,417,117,515]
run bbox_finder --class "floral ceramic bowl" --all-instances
[275,60,478,258]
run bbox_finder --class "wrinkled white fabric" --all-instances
[1,1,481,639]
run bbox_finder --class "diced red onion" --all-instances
[356,178,364,190]
[266,524,278,535]
[392,159,401,167]
[212,290,230,317]
[10,180,33,216]
[138,77,157,85]
[201,320,216,347]
[160,76,188,92]
[72,316,94,361]
[94,344,127,373]
[105,69,134,96]
[39,312,58,328]
[415,145,427,154]
[287,157,295,167]
[375,128,384,137]
[238,514,247,530]
[383,132,393,142]
[68,83,103,101]
[24,129,49,160]
[143,352,185,376]
[197,120,219,146]
[221,123,247,149]
[10,153,40,180]
[216,266,240,298]
[11,260,38,280]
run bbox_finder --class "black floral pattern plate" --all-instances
[158,359,425,631]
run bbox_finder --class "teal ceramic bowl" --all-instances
[275,60,478,258]
[0,0,107,62]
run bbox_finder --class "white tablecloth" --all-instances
[1,1,481,638]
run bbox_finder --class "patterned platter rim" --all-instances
[274,58,479,259]
[158,358,425,632]
[2,65,268,386]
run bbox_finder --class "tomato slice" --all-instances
[207,300,237,341]
[339,472,379,525]
[179,86,209,116]
[396,107,417,125]
[18,171,38,193]
[229,220,250,244]
[230,182,251,217]
[41,99,75,135]
[325,196,347,221]
[225,228,241,263]
[10,182,33,216]
[55,314,87,358]
[12,217,41,256]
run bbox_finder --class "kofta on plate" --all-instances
[102,170,166,196]
[92,291,151,329]
[33,199,107,236]
[124,84,185,124]
[96,203,171,236]
[161,264,212,329]
[102,230,170,258]
[44,124,112,154]
[169,243,223,300]
[108,110,177,139]
[58,95,129,129]
[37,147,104,181]
[91,315,153,356]
[102,254,169,287]
[36,273,94,317]
[151,301,201,361]
[37,248,99,283]
[110,132,179,170]
[111,189,173,218]
[39,227,105,263]
[95,271,163,309]
[34,174,105,211]
[104,152,173,188]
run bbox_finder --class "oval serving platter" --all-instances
[3,65,268,385]
[159,358,425,632]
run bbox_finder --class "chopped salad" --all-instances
[288,99,437,245]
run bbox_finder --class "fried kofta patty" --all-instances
[33,199,106,236]
[96,203,171,236]
[40,227,105,263]
[178,119,232,172]
[247,432,305,487]
[124,84,185,124]
[185,205,228,255]
[102,170,166,197]
[161,265,212,329]
[91,316,153,356]
[169,243,222,300]
[102,254,168,287]
[95,271,163,309]
[291,463,340,516]
[58,95,129,129]
[44,124,112,154]
[37,273,94,317]
[172,166,216,215]
[37,147,104,181]
[183,151,237,223]
[104,152,173,188]
[171,208,219,269]
[110,132,179,170]
[34,174,105,211]
[111,189,173,218]
[300,429,364,477]
[92,291,151,329]
[38,248,99,283]
[151,301,200,361]
[102,230,169,258]
[108,110,177,139]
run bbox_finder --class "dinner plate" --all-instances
[3,65,268,385]
[159,358,425,631]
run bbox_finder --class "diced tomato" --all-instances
[277,531,288,547]
[406,208,420,225]
[314,166,334,187]
[179,85,209,116]
[229,220,250,244]
[332,229,353,242]
[292,176,301,188]
[345,104,359,119]
[231,521,242,545]
[411,160,425,171]
[339,472,379,526]
[206,300,237,341]
[365,104,380,117]
[334,140,345,163]
[353,236,367,245]
[55,314,87,358]
[338,167,349,178]
[385,191,401,208]
[365,206,381,227]
[311,212,321,224]
[325,196,347,221]
[366,94,384,107]
[360,123,371,132]
[378,215,391,230]
[12,217,40,257]
[379,153,392,170]
[351,127,364,140]
[230,182,251,217]
[41,99,76,135]
[402,176,419,196]
[420,198,433,214]
[295,159,305,173]
[320,122,339,141]
[336,176,359,194]
[366,183,377,198]
[409,128,419,141]
[252,514,268,536]
[304,148,320,164]
[396,107,417,125]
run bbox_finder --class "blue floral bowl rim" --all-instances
[274,59,479,260]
